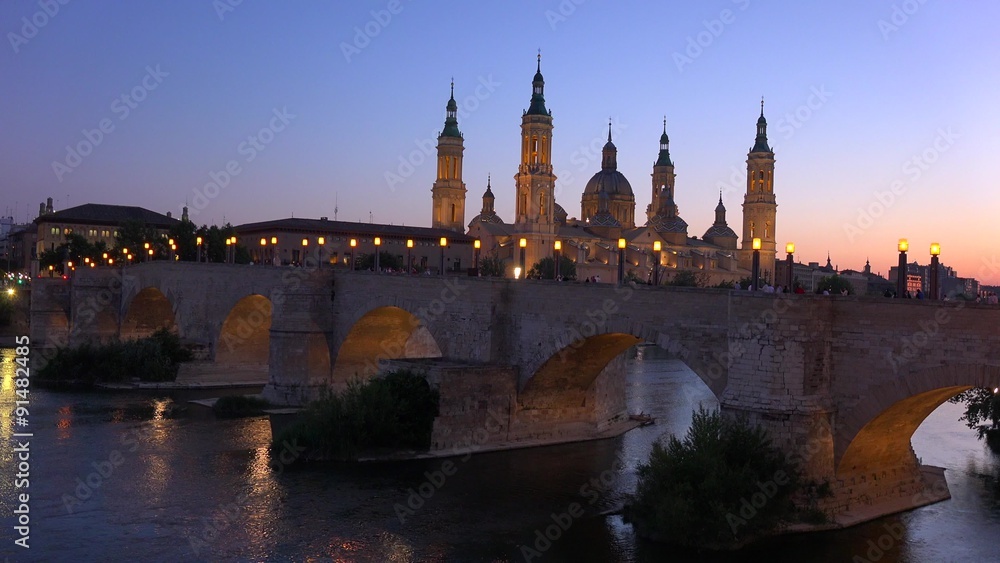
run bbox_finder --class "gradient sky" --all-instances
[3,1,999,283]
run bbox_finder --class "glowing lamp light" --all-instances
[302,238,309,246]
[474,239,481,250]
[318,237,325,245]
[260,238,267,246]
[406,239,414,249]
[653,241,661,252]
[270,237,277,245]
[67,261,73,268]
[618,238,626,249]
[144,242,150,250]
[752,238,762,250]
[440,237,448,247]
[519,238,527,248]
[168,239,175,246]
[102,252,108,259]
[6,288,14,296]
[108,258,114,265]
[514,267,522,279]
[196,237,202,245]
[786,242,795,254]
[898,239,909,253]
[374,237,381,246]
[84,257,90,264]
[123,248,129,255]
[350,238,357,248]
[930,242,941,256]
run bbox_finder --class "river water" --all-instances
[2,345,999,562]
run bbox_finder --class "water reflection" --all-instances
[8,345,1000,561]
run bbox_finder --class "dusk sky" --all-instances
[4,1,999,282]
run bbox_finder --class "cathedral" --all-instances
[434,55,778,284]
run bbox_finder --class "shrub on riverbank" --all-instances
[625,407,800,550]
[950,388,1000,453]
[213,395,272,418]
[272,370,439,462]
[37,329,192,386]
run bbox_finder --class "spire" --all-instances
[655,116,672,167]
[825,252,832,269]
[714,192,727,224]
[601,119,617,170]
[483,174,494,199]
[526,52,548,116]
[441,80,461,138]
[751,97,772,153]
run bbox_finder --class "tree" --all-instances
[478,251,506,278]
[527,255,576,280]
[666,270,698,287]
[950,388,1000,451]
[168,219,199,261]
[39,233,106,271]
[816,274,853,295]
[357,251,404,272]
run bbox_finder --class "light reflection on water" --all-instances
[1,346,998,561]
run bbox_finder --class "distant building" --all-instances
[234,217,474,273]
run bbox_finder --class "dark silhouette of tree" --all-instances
[527,255,576,280]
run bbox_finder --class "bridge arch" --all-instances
[121,287,177,340]
[835,364,1000,476]
[216,294,273,367]
[331,305,442,388]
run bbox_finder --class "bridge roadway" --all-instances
[29,262,1000,522]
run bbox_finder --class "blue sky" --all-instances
[3,0,999,282]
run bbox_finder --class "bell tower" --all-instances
[514,54,557,230]
[739,99,777,280]
[431,81,467,232]
[649,117,676,222]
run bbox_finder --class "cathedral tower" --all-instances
[648,118,675,222]
[514,54,557,230]
[738,100,777,280]
[431,82,467,232]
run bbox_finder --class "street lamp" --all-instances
[897,238,908,297]
[406,239,414,274]
[751,237,762,290]
[930,242,941,300]
[519,238,527,280]
[554,240,561,281]
[196,236,203,262]
[350,238,357,270]
[652,240,661,286]
[318,237,325,268]
[440,237,448,276]
[260,238,267,264]
[785,242,795,291]
[374,237,381,273]
[474,239,481,276]
[617,238,626,285]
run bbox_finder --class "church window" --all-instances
[452,157,458,179]
[532,137,539,164]
[765,222,771,238]
[539,192,546,216]
[451,204,457,223]
[749,221,755,238]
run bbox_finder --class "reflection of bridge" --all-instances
[31,262,1000,521]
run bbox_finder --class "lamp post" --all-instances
[519,238,527,280]
[374,237,381,273]
[930,242,941,300]
[196,237,203,262]
[349,238,357,270]
[474,239,481,276]
[168,239,175,261]
[260,238,267,264]
[785,242,795,291]
[440,237,448,276]
[301,237,309,267]
[554,240,562,281]
[617,238,626,285]
[143,242,150,262]
[406,239,413,274]
[751,237,762,290]
[317,237,325,268]
[270,237,278,265]
[897,238,908,297]
[225,237,233,263]
[652,240,661,286]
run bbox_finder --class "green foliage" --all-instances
[713,279,736,289]
[666,270,699,287]
[169,219,199,261]
[816,274,853,295]
[478,250,506,278]
[626,407,800,549]
[357,251,404,272]
[39,233,109,271]
[213,395,273,418]
[36,328,192,386]
[624,270,645,284]
[950,388,1000,448]
[272,370,440,462]
[527,255,576,280]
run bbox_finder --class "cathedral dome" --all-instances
[583,169,633,197]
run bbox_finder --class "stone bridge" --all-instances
[30,261,1000,520]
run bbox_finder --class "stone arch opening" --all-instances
[331,306,442,388]
[217,294,272,367]
[121,287,176,340]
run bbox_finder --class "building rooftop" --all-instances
[235,217,475,242]
[35,203,179,228]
